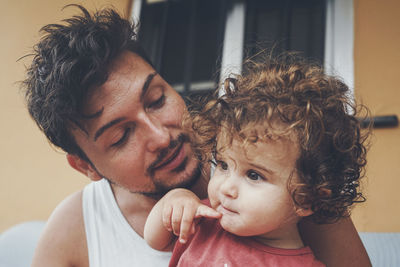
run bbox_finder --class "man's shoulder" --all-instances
[31,190,88,267]
[49,190,85,232]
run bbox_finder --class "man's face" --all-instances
[71,51,201,196]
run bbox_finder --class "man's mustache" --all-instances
[146,133,190,177]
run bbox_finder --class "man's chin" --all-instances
[142,162,203,199]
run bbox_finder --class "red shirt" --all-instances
[169,211,324,266]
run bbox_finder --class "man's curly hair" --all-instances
[188,55,370,223]
[22,4,151,162]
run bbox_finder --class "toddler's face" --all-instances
[208,127,301,240]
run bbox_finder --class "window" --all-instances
[132,0,354,96]
[137,0,227,96]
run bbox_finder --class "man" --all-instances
[23,5,371,267]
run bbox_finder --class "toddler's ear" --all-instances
[295,207,313,217]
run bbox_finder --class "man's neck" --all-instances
[111,184,158,237]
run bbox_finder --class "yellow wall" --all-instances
[0,0,131,232]
[351,0,400,232]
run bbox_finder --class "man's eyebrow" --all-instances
[94,117,126,142]
[140,71,158,101]
[92,71,157,142]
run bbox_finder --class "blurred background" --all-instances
[1,0,399,238]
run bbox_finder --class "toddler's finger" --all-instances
[171,205,184,236]
[195,205,221,219]
[190,223,196,235]
[179,206,196,243]
[162,204,173,232]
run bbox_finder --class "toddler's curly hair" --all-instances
[187,54,370,223]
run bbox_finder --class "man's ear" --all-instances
[66,154,102,181]
[295,207,314,217]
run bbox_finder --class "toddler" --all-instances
[144,55,369,266]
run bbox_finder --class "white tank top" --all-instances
[82,179,172,267]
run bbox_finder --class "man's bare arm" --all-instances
[31,191,88,267]
[299,217,371,267]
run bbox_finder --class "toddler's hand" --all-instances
[161,189,221,244]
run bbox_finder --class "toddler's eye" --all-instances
[246,170,264,181]
[217,160,228,171]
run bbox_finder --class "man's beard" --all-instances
[146,134,190,178]
[142,161,203,199]
[104,133,204,199]
[105,161,203,199]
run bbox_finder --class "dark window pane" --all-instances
[139,0,225,93]
[191,0,223,83]
[245,0,326,63]
[138,3,165,67]
[160,0,191,85]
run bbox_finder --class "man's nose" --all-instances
[219,176,238,199]
[142,114,171,152]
